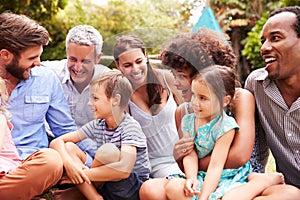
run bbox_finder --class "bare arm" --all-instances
[50,130,90,184]
[174,103,194,169]
[199,129,235,200]
[183,148,200,197]
[84,145,137,181]
[175,104,185,137]
[198,89,255,170]
[174,104,196,170]
[174,132,194,170]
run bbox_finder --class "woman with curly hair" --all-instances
[140,28,259,199]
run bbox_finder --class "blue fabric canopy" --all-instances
[192,7,222,33]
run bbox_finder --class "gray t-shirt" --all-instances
[80,113,151,179]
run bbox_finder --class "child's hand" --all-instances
[65,163,91,185]
[184,178,200,197]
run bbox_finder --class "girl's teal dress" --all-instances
[178,111,252,200]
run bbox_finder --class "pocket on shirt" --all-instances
[24,95,50,122]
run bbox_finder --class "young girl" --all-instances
[165,65,284,200]
[0,77,21,176]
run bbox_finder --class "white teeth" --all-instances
[265,57,276,63]
[132,72,142,79]
[72,70,84,75]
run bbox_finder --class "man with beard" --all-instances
[245,6,300,196]
[0,12,76,199]
[42,25,110,166]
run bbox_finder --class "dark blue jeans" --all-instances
[97,172,145,200]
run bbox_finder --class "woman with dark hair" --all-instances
[140,27,299,200]
[114,35,184,178]
[139,28,257,200]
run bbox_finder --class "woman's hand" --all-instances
[173,133,194,161]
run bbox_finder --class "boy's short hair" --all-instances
[91,69,132,108]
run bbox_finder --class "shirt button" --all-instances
[287,133,292,137]
[296,150,299,154]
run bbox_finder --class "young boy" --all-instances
[50,69,150,200]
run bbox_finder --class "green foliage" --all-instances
[241,12,268,70]
[241,0,300,70]
[42,0,190,61]
[1,0,190,61]
[281,0,300,6]
[0,0,68,21]
[0,0,68,60]
[41,17,68,60]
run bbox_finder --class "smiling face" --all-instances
[67,43,97,88]
[6,45,43,80]
[88,84,112,119]
[191,79,220,124]
[116,48,148,89]
[171,67,194,102]
[260,12,300,80]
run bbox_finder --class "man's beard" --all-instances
[6,57,30,80]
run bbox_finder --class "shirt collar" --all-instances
[61,61,71,84]
[92,64,102,79]
[255,68,268,81]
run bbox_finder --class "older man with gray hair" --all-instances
[42,25,110,166]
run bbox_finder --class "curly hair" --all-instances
[191,27,237,69]
[161,27,237,79]
[161,32,214,78]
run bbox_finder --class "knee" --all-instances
[95,143,120,164]
[65,141,78,152]
[139,179,168,200]
[39,148,63,171]
[139,181,150,199]
[261,184,300,200]
[291,187,300,198]
[165,178,185,199]
[32,148,63,181]
[165,179,176,198]
[139,180,156,198]
[278,184,300,199]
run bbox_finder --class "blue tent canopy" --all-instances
[192,7,222,33]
